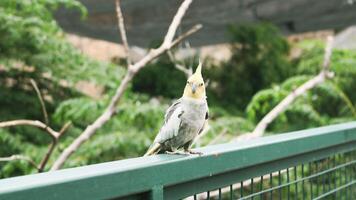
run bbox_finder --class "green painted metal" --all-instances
[170,142,353,199]
[0,122,355,200]
[150,185,163,200]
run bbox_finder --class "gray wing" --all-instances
[198,104,209,135]
[164,99,181,124]
[153,99,183,144]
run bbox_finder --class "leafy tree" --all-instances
[206,23,293,111]
[246,40,356,133]
[132,54,187,98]
[0,0,122,177]
[133,23,293,113]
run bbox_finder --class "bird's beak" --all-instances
[191,83,197,94]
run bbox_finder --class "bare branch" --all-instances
[0,120,59,138]
[0,155,39,171]
[170,24,202,48]
[38,141,56,172]
[237,36,334,141]
[1,79,70,172]
[129,24,202,74]
[167,51,192,77]
[207,128,227,145]
[30,79,49,125]
[38,122,71,172]
[115,0,131,66]
[51,0,199,170]
[59,121,72,136]
[0,119,70,172]
[322,36,333,71]
[162,0,193,47]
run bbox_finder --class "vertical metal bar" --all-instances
[352,152,354,198]
[240,181,243,198]
[287,168,290,200]
[327,157,331,193]
[218,188,222,200]
[345,152,348,199]
[270,173,273,200]
[251,178,254,200]
[309,163,313,200]
[333,155,337,200]
[294,166,298,200]
[315,161,319,197]
[322,160,325,195]
[150,185,163,200]
[347,152,354,199]
[230,184,233,200]
[346,153,349,200]
[260,176,263,200]
[302,165,305,200]
[350,151,353,199]
[352,150,356,196]
[278,171,281,200]
[352,150,356,197]
[353,151,355,198]
[194,194,197,200]
[339,154,343,199]
[207,191,210,200]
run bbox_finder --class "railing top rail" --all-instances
[0,122,356,200]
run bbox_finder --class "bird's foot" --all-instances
[165,150,189,155]
[184,149,203,156]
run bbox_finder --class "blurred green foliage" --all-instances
[133,23,293,112]
[206,23,293,110]
[0,0,122,177]
[246,40,356,133]
[132,54,188,98]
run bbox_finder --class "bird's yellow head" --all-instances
[183,61,206,99]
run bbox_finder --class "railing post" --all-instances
[150,185,163,200]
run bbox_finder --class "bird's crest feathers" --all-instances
[189,59,203,81]
[183,59,206,99]
[195,59,202,75]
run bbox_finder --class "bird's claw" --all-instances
[165,150,203,156]
[185,150,203,156]
[165,150,189,155]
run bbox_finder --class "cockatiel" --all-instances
[144,61,208,156]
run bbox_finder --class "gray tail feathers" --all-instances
[144,143,161,156]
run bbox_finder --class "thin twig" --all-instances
[162,0,193,47]
[166,25,203,78]
[50,0,199,170]
[207,128,228,145]
[38,121,71,172]
[1,78,70,172]
[59,121,72,136]
[167,51,192,77]
[170,24,202,48]
[329,82,356,117]
[30,79,49,125]
[115,0,131,66]
[322,36,333,70]
[0,119,71,172]
[0,120,59,138]
[0,155,40,171]
[237,36,334,141]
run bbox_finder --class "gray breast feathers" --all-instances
[153,97,208,145]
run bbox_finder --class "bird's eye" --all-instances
[187,81,190,84]
[199,83,203,86]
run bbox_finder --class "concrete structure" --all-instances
[56,0,356,47]
[334,26,356,50]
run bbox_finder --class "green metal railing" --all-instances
[0,122,356,200]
